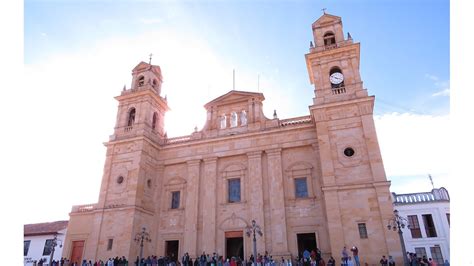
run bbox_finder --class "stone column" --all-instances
[183,159,201,258]
[201,157,218,253]
[265,148,289,255]
[247,151,265,255]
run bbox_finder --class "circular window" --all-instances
[117,176,124,184]
[344,147,355,157]
[147,179,152,188]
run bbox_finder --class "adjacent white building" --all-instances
[392,187,450,264]
[24,221,68,266]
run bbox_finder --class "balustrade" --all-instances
[332,87,346,95]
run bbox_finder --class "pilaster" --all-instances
[201,157,218,253]
[183,159,201,258]
[320,186,344,263]
[247,151,266,255]
[265,148,289,255]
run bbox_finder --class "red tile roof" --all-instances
[24,220,68,236]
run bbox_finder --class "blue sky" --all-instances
[25,0,449,116]
[20,0,450,224]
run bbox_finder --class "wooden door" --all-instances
[70,240,85,265]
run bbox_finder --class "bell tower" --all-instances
[88,61,169,262]
[111,61,169,142]
[307,13,402,265]
[306,13,368,105]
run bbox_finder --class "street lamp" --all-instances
[49,234,63,266]
[134,227,152,264]
[245,220,263,266]
[387,209,410,266]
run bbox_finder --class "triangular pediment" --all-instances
[204,90,264,109]
[132,61,162,77]
[312,13,341,28]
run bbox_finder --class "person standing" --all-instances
[379,256,388,266]
[388,256,395,266]
[350,246,360,266]
[327,257,335,266]
[341,247,349,266]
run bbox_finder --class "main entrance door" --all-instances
[165,240,179,262]
[70,240,85,265]
[225,231,244,260]
[297,233,317,259]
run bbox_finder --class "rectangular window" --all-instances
[294,177,309,198]
[107,239,113,251]
[24,240,31,256]
[228,179,241,203]
[42,239,53,256]
[446,213,450,226]
[358,223,368,239]
[422,214,437,237]
[430,246,444,265]
[407,215,422,238]
[414,247,427,259]
[171,191,180,209]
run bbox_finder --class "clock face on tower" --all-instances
[330,72,344,85]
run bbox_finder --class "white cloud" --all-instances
[426,73,450,97]
[432,88,450,97]
[374,112,450,192]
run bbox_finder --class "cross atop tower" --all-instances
[149,53,153,65]
[321,8,327,14]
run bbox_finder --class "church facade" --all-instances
[62,13,401,265]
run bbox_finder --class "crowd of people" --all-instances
[28,247,451,266]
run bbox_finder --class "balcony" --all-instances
[332,87,346,95]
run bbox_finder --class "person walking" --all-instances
[379,256,388,266]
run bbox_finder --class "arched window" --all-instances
[127,108,136,126]
[152,79,157,87]
[138,76,145,87]
[152,112,158,130]
[329,67,345,89]
[323,32,336,46]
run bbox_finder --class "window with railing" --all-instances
[422,214,437,237]
[408,215,422,238]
